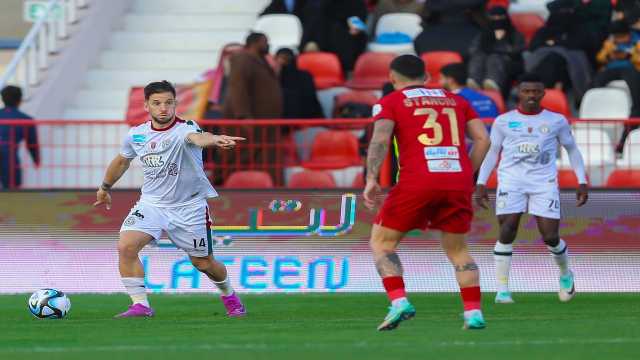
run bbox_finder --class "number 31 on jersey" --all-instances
[414,107,460,146]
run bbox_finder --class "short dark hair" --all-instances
[144,81,176,100]
[517,73,544,85]
[610,20,630,35]
[1,85,22,107]
[440,63,468,86]
[390,54,425,80]
[246,32,267,46]
[275,47,295,58]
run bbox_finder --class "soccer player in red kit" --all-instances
[363,55,491,331]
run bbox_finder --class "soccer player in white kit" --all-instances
[94,81,247,318]
[475,74,589,304]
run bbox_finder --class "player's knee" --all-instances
[117,241,140,259]
[369,237,396,254]
[190,257,212,272]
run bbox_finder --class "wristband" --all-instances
[100,182,112,191]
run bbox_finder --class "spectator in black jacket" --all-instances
[467,6,525,95]
[261,0,308,21]
[275,48,324,119]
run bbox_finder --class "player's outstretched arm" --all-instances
[187,133,246,149]
[558,120,589,206]
[363,119,395,210]
[93,155,132,210]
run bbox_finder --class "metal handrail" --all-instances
[0,0,89,99]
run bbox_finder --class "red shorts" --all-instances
[374,186,473,234]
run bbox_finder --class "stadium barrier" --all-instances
[0,190,638,293]
[0,118,639,189]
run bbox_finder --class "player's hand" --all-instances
[363,179,381,210]
[576,183,588,207]
[474,184,489,209]
[214,135,245,150]
[93,188,112,210]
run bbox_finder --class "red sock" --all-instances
[460,286,481,311]
[382,276,406,302]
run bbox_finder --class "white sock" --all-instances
[212,276,234,296]
[121,277,150,307]
[547,239,570,276]
[391,297,408,307]
[494,241,513,293]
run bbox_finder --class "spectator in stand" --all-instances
[275,48,324,119]
[221,32,283,185]
[261,0,308,20]
[575,0,612,45]
[591,20,640,155]
[524,0,598,102]
[413,0,487,58]
[0,85,40,189]
[613,0,640,21]
[440,63,499,120]
[467,6,525,96]
[300,0,368,73]
[369,0,424,36]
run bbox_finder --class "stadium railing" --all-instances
[0,118,638,189]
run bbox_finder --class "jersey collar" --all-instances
[150,117,183,131]
[517,107,543,116]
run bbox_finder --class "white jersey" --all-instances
[478,109,585,190]
[120,118,218,207]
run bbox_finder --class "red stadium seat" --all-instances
[606,169,640,188]
[510,13,545,45]
[479,89,506,114]
[297,52,345,90]
[224,171,274,189]
[557,169,587,188]
[346,52,395,90]
[420,51,463,83]
[333,90,379,118]
[303,130,361,169]
[289,170,337,188]
[542,89,571,117]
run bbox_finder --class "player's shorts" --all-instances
[120,199,213,257]
[495,186,561,219]
[374,186,473,234]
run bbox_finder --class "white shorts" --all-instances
[495,187,561,219]
[120,199,213,257]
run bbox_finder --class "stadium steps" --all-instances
[99,51,216,70]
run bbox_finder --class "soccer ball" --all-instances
[28,289,71,319]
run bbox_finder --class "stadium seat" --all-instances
[368,13,422,54]
[557,169,587,188]
[479,89,506,114]
[579,88,631,119]
[560,128,615,166]
[253,14,302,53]
[297,52,345,89]
[510,13,545,45]
[224,171,274,189]
[420,51,463,83]
[617,129,640,167]
[303,130,361,169]
[541,89,570,117]
[605,169,640,188]
[333,90,379,118]
[288,170,337,188]
[346,52,395,90]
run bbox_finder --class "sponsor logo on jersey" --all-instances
[424,146,460,160]
[132,134,146,144]
[427,159,462,172]
[498,190,508,197]
[402,88,445,98]
[508,121,522,129]
[518,143,540,154]
[161,139,172,149]
[372,104,382,117]
[540,124,550,133]
[141,154,165,167]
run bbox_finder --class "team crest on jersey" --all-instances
[528,127,533,133]
[161,139,172,149]
[150,141,157,150]
[540,125,550,134]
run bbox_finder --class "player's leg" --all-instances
[115,204,161,318]
[440,232,485,329]
[494,213,523,303]
[535,216,575,302]
[190,255,246,317]
[371,224,415,331]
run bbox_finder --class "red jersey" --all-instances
[372,86,478,191]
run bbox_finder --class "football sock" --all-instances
[382,276,407,304]
[460,286,482,311]
[212,276,234,296]
[121,277,150,307]
[494,241,513,293]
[547,239,570,276]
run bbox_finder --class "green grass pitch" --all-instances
[1,293,638,360]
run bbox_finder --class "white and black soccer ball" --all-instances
[28,289,71,319]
